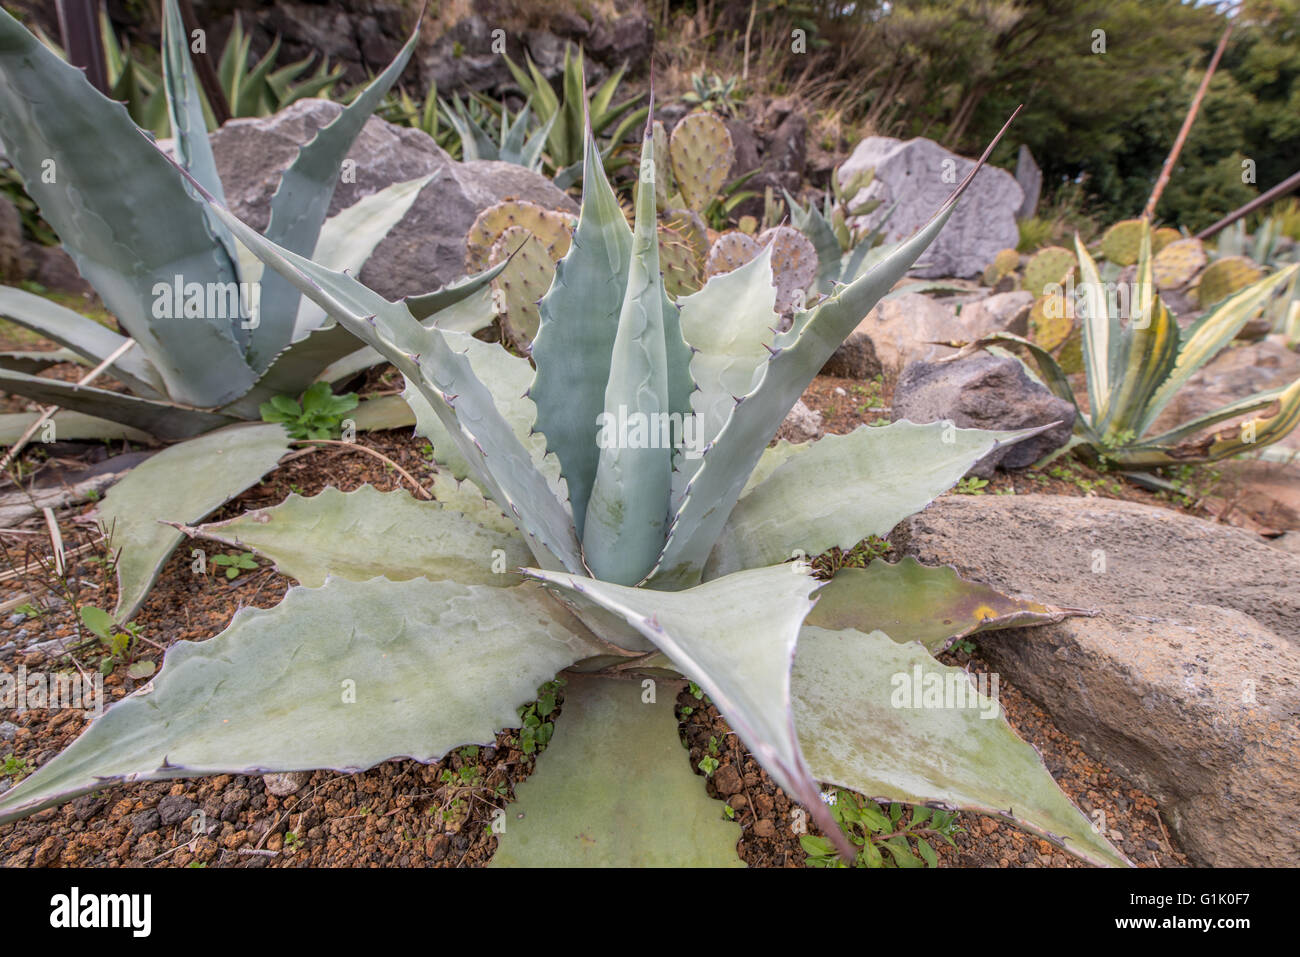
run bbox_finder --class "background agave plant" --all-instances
[439,92,554,171]
[0,3,488,619]
[505,44,647,187]
[0,109,1127,868]
[972,223,1300,468]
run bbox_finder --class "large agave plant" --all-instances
[0,112,1128,868]
[974,223,1300,468]
[0,4,488,618]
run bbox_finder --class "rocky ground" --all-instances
[0,371,1221,869]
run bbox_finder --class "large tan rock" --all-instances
[821,293,965,381]
[892,494,1300,867]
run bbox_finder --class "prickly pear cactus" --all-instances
[758,225,818,313]
[1195,255,1264,307]
[669,112,734,214]
[652,120,674,210]
[1099,219,1145,266]
[662,207,710,262]
[982,248,1021,286]
[466,200,574,273]
[705,230,762,278]
[1152,226,1182,255]
[1152,237,1207,290]
[1029,290,1074,352]
[737,215,758,235]
[488,226,561,350]
[1055,326,1084,375]
[1022,246,1076,297]
[658,223,703,298]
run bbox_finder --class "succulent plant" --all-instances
[1151,226,1182,255]
[1098,218,1145,266]
[0,3,482,619]
[0,111,1128,869]
[439,93,555,172]
[1195,255,1265,308]
[705,230,763,278]
[505,44,648,188]
[41,6,345,137]
[783,168,894,295]
[1152,237,1208,290]
[669,112,735,214]
[214,11,346,120]
[702,227,819,314]
[975,224,1300,468]
[681,71,743,115]
[982,247,1020,286]
[464,200,577,349]
[1028,291,1075,353]
[1022,245,1077,298]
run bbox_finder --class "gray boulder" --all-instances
[1014,144,1041,219]
[838,136,1022,278]
[891,353,1074,476]
[893,494,1300,867]
[210,99,576,300]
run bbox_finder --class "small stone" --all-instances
[776,400,823,444]
[0,721,17,741]
[157,794,198,827]
[752,819,776,838]
[130,808,161,836]
[262,771,310,797]
[712,763,743,797]
[71,794,106,822]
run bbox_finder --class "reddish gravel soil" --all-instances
[0,372,1202,868]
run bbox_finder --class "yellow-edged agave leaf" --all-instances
[185,485,532,587]
[704,420,1053,579]
[792,626,1131,868]
[1139,381,1299,450]
[0,576,602,825]
[98,422,291,620]
[806,557,1088,653]
[1074,234,1117,424]
[1098,227,1180,441]
[1139,264,1300,435]
[490,674,744,867]
[1142,377,1300,465]
[524,564,856,858]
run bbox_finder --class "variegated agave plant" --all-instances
[973,223,1300,468]
[0,4,488,619]
[0,111,1128,868]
